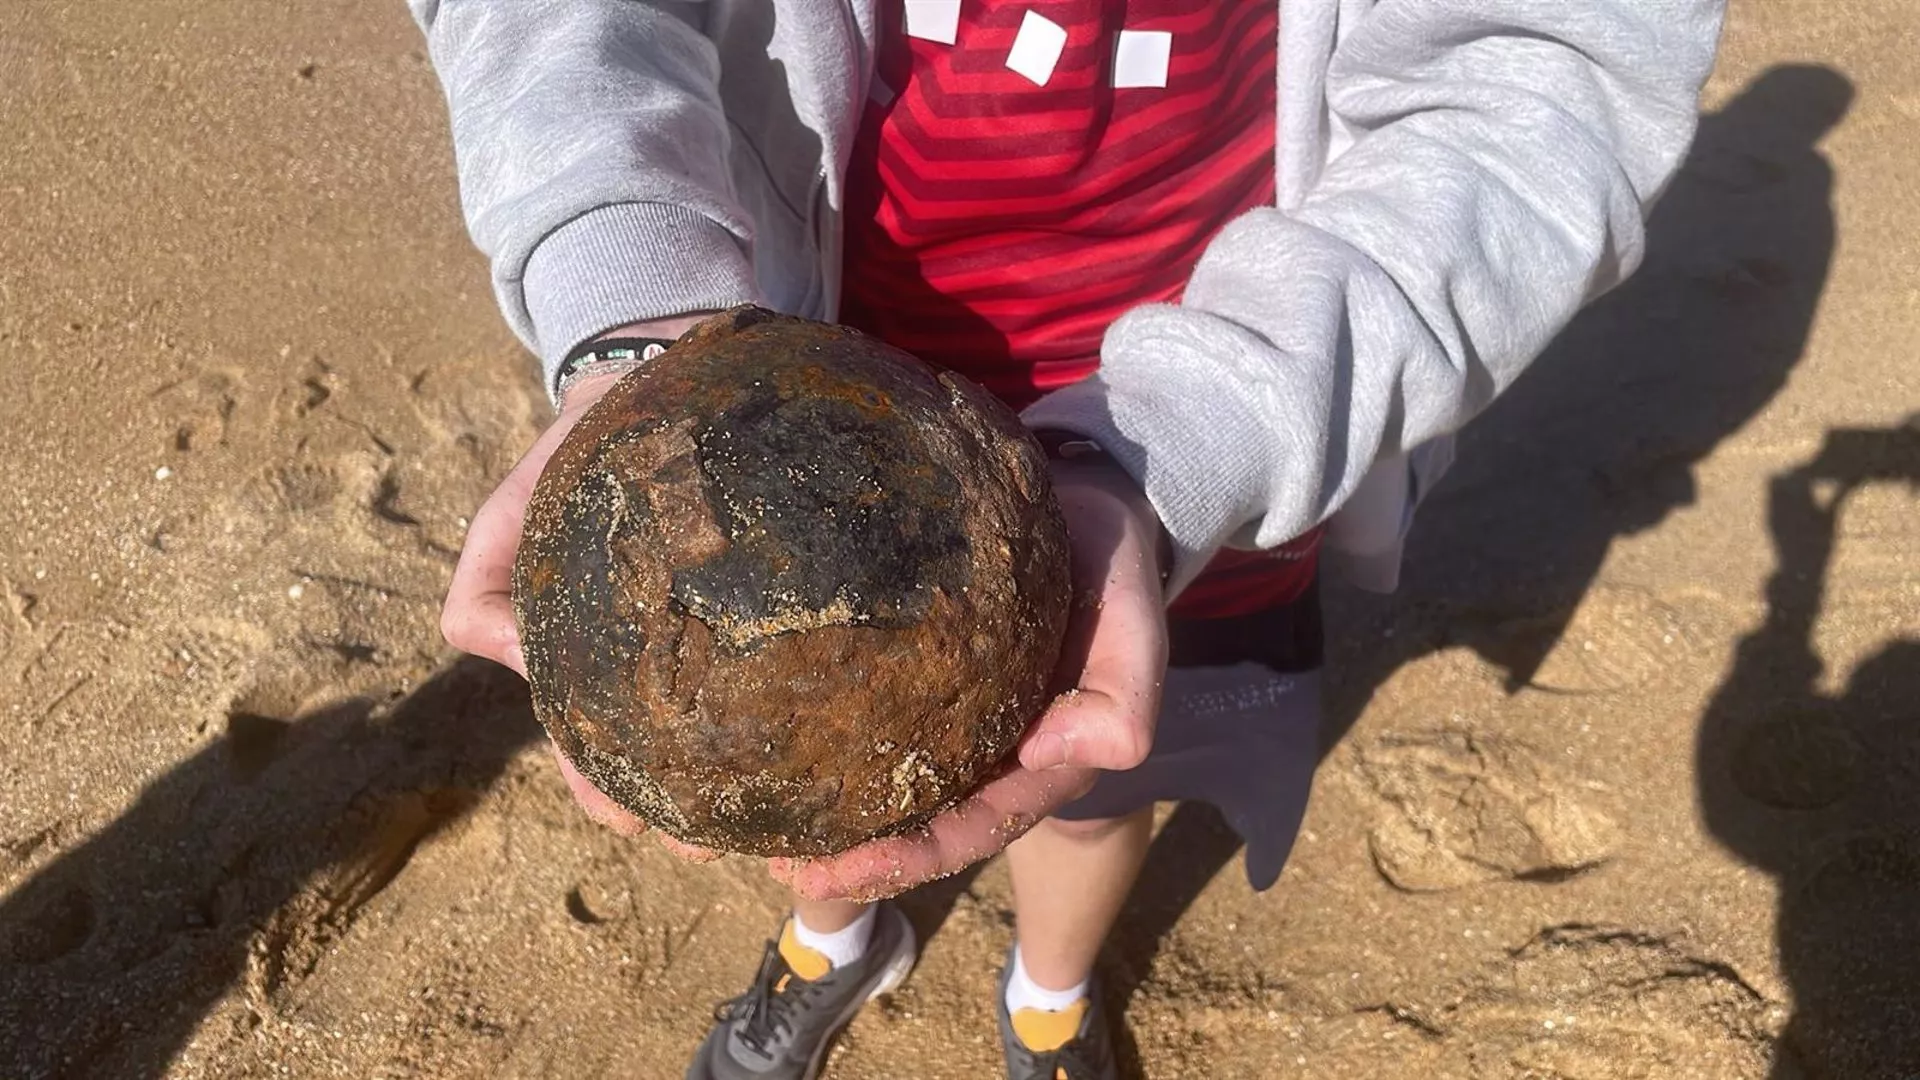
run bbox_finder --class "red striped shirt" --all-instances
[841,1,1318,618]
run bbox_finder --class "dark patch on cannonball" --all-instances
[672,364,972,639]
[512,307,1073,856]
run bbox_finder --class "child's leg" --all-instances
[792,896,869,934]
[1005,806,1155,992]
[786,896,876,971]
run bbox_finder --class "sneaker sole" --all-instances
[800,907,918,1080]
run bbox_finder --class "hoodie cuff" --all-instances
[524,203,762,393]
[1022,372,1261,600]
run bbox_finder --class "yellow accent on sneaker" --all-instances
[776,919,833,982]
[1010,1001,1089,1054]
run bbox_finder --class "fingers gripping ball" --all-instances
[513,307,1073,857]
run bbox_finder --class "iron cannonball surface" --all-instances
[512,307,1074,857]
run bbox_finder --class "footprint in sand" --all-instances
[1356,731,1620,892]
[247,788,479,1003]
[213,665,329,771]
[1475,924,1771,1071]
[231,364,511,561]
[241,454,432,551]
[1521,585,1700,695]
[158,367,242,454]
[256,461,351,515]
[404,361,542,480]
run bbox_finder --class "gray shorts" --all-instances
[1054,594,1324,891]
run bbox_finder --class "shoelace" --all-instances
[716,940,822,1058]
[1029,1038,1107,1080]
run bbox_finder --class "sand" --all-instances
[1,1,1916,1077]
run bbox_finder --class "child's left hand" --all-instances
[770,457,1170,901]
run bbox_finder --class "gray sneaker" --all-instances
[995,951,1119,1080]
[686,904,917,1080]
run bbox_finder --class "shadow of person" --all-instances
[1085,63,1855,1077]
[1325,63,1854,733]
[1695,419,1920,1079]
[0,657,539,1079]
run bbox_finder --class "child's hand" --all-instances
[769,457,1170,901]
[439,317,720,862]
[439,366,624,680]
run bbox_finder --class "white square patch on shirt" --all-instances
[1113,29,1172,89]
[904,0,961,45]
[1006,10,1069,86]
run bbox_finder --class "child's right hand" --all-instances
[769,454,1170,901]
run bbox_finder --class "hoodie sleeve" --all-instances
[408,0,763,384]
[1023,0,1726,595]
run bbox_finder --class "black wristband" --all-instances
[553,335,680,391]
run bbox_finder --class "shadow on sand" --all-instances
[0,659,538,1078]
[0,61,1886,1080]
[1097,63,1862,1077]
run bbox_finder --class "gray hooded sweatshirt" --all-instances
[408,0,1724,595]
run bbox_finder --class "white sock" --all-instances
[1004,944,1090,1014]
[792,905,878,970]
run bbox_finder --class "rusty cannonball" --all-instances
[512,307,1073,857]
